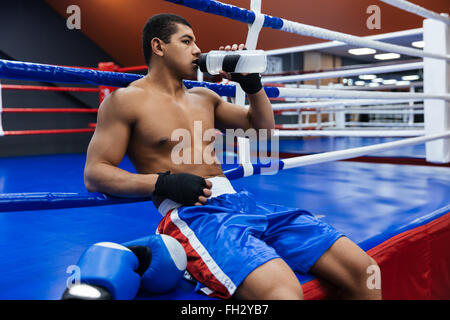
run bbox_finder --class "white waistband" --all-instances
[156,176,236,216]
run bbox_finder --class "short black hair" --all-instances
[142,13,192,66]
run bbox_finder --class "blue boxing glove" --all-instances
[62,242,143,300]
[143,234,187,293]
[124,234,187,293]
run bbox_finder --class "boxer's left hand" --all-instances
[218,43,248,79]
[218,43,263,95]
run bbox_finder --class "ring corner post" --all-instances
[97,62,119,106]
[423,17,450,164]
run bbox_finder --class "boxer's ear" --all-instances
[151,37,165,57]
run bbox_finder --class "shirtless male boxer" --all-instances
[84,13,382,300]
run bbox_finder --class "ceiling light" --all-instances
[348,48,377,55]
[374,53,401,60]
[369,83,380,87]
[359,74,377,80]
[372,78,384,83]
[396,80,411,86]
[412,41,425,48]
[383,79,397,85]
[401,75,420,81]
[355,81,366,86]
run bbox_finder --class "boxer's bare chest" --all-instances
[126,89,221,175]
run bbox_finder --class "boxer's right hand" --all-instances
[153,171,212,206]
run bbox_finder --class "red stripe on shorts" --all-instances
[157,209,232,299]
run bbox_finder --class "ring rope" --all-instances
[275,130,425,137]
[1,59,449,101]
[300,106,423,113]
[262,61,423,83]
[165,0,450,61]
[379,0,450,25]
[0,128,436,212]
[224,130,450,179]
[272,102,423,111]
[275,87,450,101]
[1,3,448,212]
[0,128,95,136]
[1,108,97,113]
[0,192,150,213]
[1,84,100,92]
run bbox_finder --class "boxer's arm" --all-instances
[202,84,274,135]
[84,90,157,197]
[84,90,211,204]
[213,43,275,134]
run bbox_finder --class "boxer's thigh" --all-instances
[262,209,344,274]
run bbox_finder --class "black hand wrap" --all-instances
[231,73,263,95]
[153,171,207,206]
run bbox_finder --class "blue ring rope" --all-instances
[0,59,280,98]
[165,0,284,30]
[0,19,284,211]
[0,59,282,211]
[0,161,285,212]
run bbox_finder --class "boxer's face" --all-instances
[164,23,201,79]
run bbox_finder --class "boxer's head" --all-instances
[143,13,201,78]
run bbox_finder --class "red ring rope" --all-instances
[116,65,148,72]
[2,108,97,113]
[3,128,95,136]
[1,84,100,92]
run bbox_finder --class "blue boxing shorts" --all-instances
[156,176,344,299]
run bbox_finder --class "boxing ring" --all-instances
[0,0,449,299]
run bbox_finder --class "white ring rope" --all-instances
[277,87,450,100]
[275,130,425,137]
[265,28,423,56]
[379,0,450,25]
[298,108,423,114]
[168,1,449,60]
[271,99,423,110]
[345,122,423,127]
[280,19,450,61]
[279,131,450,168]
[279,122,423,128]
[300,105,423,112]
[166,0,449,165]
[262,61,423,83]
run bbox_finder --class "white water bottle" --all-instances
[197,50,267,75]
